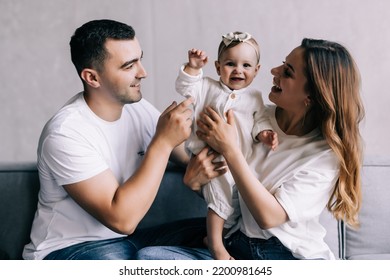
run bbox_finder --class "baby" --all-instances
[176,31,278,259]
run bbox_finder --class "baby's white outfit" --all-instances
[176,65,272,226]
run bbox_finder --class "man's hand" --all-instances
[184,147,227,194]
[154,97,194,152]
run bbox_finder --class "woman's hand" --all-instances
[183,147,227,193]
[196,107,239,156]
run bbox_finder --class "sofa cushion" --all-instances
[348,254,390,260]
[138,165,207,229]
[345,156,390,259]
[0,249,9,260]
[0,162,204,260]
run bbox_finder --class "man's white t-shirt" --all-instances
[23,92,160,260]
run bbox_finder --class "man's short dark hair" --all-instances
[70,19,135,75]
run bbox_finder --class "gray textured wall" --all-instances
[1,0,388,162]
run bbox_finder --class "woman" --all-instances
[136,38,365,260]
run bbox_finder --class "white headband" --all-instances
[220,32,260,62]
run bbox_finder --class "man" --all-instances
[23,19,220,260]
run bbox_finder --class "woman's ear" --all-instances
[304,95,312,107]
[80,68,100,88]
[214,61,221,76]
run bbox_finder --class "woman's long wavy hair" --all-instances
[301,38,365,227]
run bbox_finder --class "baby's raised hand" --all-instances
[187,48,208,70]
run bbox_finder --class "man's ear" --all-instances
[80,68,100,88]
[214,61,221,76]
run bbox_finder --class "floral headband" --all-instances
[219,31,260,62]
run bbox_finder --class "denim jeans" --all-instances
[44,218,206,260]
[135,246,213,260]
[225,230,298,260]
[136,230,298,260]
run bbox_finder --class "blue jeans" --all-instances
[44,218,206,260]
[225,230,298,260]
[136,230,298,260]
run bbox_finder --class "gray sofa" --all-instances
[0,156,389,260]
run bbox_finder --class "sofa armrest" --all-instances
[344,158,390,259]
[0,162,40,260]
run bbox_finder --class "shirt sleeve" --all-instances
[274,150,339,223]
[40,126,108,186]
[175,64,204,106]
[252,98,274,141]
